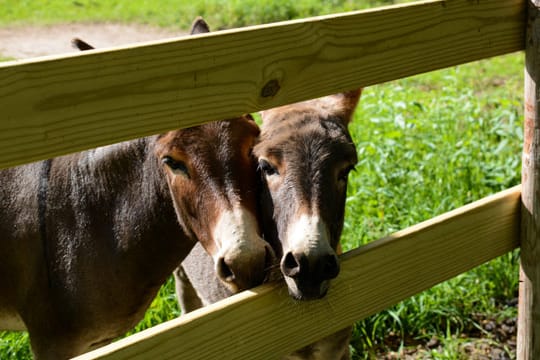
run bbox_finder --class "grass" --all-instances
[344,53,523,358]
[345,54,523,245]
[0,0,403,29]
[0,0,524,359]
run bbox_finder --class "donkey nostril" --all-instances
[322,254,340,280]
[282,252,301,278]
[217,257,235,283]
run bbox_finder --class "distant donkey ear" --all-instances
[71,38,95,51]
[190,17,211,35]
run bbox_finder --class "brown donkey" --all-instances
[177,90,362,359]
[0,19,272,359]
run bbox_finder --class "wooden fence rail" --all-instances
[0,0,531,358]
[74,186,521,359]
[0,0,525,169]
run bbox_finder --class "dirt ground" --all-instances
[0,23,180,59]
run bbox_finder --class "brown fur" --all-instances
[256,90,360,300]
[0,18,272,359]
[177,89,361,359]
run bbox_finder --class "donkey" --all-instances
[0,18,273,359]
[176,89,362,359]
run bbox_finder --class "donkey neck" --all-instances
[46,136,194,294]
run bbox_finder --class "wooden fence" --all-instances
[0,0,537,358]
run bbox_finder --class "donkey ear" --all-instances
[242,114,261,135]
[330,89,362,125]
[190,17,211,35]
[71,38,95,51]
[260,89,362,125]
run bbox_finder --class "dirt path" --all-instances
[0,23,181,59]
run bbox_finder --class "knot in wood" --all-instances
[261,79,280,98]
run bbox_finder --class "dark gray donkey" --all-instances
[0,18,273,359]
[177,89,362,359]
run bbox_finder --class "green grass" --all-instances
[0,0,403,29]
[0,1,524,359]
[343,53,523,358]
[0,332,31,360]
[345,54,523,245]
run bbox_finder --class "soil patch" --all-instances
[0,23,181,59]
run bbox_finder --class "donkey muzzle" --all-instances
[281,251,340,300]
[216,242,275,292]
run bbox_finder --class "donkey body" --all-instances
[176,90,362,359]
[0,19,272,359]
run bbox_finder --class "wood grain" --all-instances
[73,186,521,360]
[517,1,540,358]
[0,0,525,169]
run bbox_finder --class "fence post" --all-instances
[519,0,540,358]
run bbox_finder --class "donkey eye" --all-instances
[162,156,189,177]
[338,165,355,183]
[258,159,279,176]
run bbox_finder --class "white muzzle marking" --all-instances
[286,214,332,257]
[212,206,264,262]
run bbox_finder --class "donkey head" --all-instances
[73,18,274,292]
[155,116,273,292]
[255,90,361,300]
